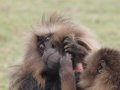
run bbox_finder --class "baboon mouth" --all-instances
[74,63,84,73]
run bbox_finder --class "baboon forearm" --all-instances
[60,70,76,90]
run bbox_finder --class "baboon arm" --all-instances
[59,55,76,90]
[60,70,76,90]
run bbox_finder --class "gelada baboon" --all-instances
[79,48,120,90]
[9,14,100,90]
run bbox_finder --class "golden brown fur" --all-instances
[9,14,100,90]
[79,48,120,90]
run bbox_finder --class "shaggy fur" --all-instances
[79,48,120,90]
[9,14,100,90]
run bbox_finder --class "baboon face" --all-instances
[36,32,85,72]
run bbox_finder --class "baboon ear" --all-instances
[101,60,106,69]
[97,60,106,73]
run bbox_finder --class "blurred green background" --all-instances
[0,0,120,90]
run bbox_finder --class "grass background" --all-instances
[0,0,120,90]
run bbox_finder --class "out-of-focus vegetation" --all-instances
[0,0,120,90]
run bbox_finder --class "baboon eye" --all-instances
[37,36,44,42]
[39,44,44,49]
[37,36,45,50]
[46,37,50,41]
[101,60,106,67]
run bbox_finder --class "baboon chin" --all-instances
[9,14,100,90]
[79,48,120,90]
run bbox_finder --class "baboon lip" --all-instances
[74,63,84,73]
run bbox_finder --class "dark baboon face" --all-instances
[37,33,54,56]
[35,27,89,72]
[36,33,86,74]
[79,48,120,90]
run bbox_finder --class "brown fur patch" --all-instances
[79,48,120,90]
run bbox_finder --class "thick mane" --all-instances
[41,14,71,26]
[33,14,73,35]
[33,14,100,51]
